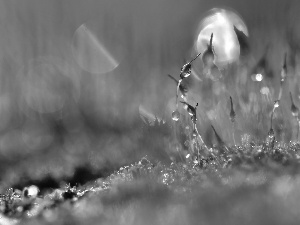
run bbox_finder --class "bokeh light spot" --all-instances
[72,20,124,74]
[260,86,270,95]
[252,73,263,82]
[195,8,248,66]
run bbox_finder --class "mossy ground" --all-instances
[1,139,300,225]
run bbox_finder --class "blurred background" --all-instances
[0,0,300,192]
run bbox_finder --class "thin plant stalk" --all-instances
[194,126,208,151]
[176,144,184,162]
[193,123,200,162]
[179,101,207,159]
[275,54,287,105]
[270,110,274,131]
[270,99,280,130]
[180,53,201,79]
[229,96,236,146]
[297,118,300,141]
[176,79,182,108]
[265,100,278,149]
[232,123,236,146]
[290,92,299,141]
[210,33,213,48]
[189,52,202,64]
[278,86,283,102]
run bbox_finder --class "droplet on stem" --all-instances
[172,110,180,121]
[180,52,202,79]
[274,100,280,109]
[180,101,198,117]
[192,129,198,137]
[191,115,197,124]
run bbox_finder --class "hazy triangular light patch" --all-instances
[72,24,119,74]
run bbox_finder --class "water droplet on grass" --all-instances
[274,100,280,108]
[192,129,197,137]
[172,110,180,121]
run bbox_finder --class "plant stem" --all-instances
[176,79,182,109]
[195,126,208,151]
[232,122,236,146]
[278,87,283,102]
[189,52,202,64]
[297,118,300,141]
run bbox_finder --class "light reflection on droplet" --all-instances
[172,110,180,121]
[195,8,248,66]
[166,97,180,121]
[274,100,280,108]
[192,129,197,137]
[26,185,39,198]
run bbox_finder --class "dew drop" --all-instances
[172,110,180,121]
[180,63,192,78]
[274,100,280,108]
[192,129,197,137]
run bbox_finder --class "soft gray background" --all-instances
[0,0,299,190]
